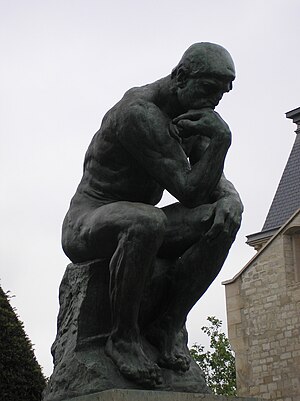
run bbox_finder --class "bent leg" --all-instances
[147,202,235,371]
[164,230,234,328]
[63,201,167,386]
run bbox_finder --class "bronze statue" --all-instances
[51,42,242,397]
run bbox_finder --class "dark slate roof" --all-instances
[262,132,300,231]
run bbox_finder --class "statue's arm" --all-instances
[204,173,243,240]
[186,124,243,239]
[117,102,230,208]
[210,173,242,204]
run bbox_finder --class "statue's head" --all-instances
[172,42,235,110]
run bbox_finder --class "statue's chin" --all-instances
[178,96,216,111]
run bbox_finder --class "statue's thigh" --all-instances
[82,201,166,258]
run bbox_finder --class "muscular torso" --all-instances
[69,85,181,212]
[74,120,165,208]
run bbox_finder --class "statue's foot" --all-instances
[105,336,162,387]
[158,349,190,372]
[146,324,191,372]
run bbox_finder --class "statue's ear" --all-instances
[171,65,187,88]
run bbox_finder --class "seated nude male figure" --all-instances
[62,42,243,387]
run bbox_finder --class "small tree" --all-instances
[0,285,46,401]
[190,316,236,396]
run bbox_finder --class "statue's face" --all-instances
[175,42,235,111]
[177,74,234,111]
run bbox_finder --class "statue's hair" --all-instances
[172,42,235,79]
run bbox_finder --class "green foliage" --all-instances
[190,316,236,396]
[0,285,46,401]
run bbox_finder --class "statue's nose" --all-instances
[224,81,233,92]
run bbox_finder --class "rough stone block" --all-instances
[64,389,260,401]
[43,262,209,401]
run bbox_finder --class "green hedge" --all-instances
[0,285,46,401]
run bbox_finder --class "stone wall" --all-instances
[225,213,300,401]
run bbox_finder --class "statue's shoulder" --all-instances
[117,85,164,123]
[120,85,154,106]
[102,83,164,139]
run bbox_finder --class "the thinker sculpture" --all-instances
[44,42,243,400]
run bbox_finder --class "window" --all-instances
[284,226,300,283]
[292,233,300,282]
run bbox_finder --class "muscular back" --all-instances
[69,85,169,211]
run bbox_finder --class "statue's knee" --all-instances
[131,209,167,242]
[151,209,167,233]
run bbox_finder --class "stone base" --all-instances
[65,389,259,401]
[43,261,210,401]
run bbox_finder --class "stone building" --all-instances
[223,107,300,401]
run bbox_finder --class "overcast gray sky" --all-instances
[1,0,300,377]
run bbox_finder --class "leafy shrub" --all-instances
[0,286,46,401]
[190,316,236,396]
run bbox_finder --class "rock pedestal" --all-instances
[43,261,210,401]
[64,389,260,401]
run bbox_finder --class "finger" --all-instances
[173,113,196,124]
[206,222,223,241]
[223,214,232,235]
[177,119,197,130]
[206,217,224,239]
[169,123,180,138]
[228,216,242,238]
[173,109,208,124]
[206,209,226,240]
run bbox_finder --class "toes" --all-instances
[177,355,190,372]
[135,364,161,388]
[158,353,191,372]
[149,363,162,385]
[119,359,161,387]
[105,337,162,386]
[153,366,162,385]
[120,364,133,377]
